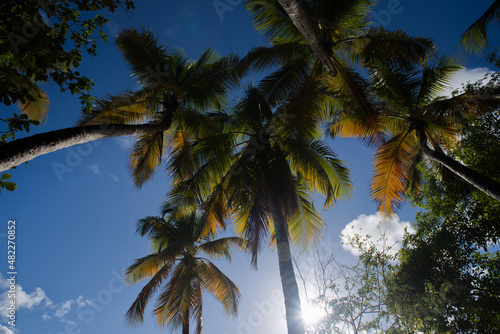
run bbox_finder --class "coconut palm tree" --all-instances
[243,0,434,131]
[460,0,500,53]
[0,27,240,176]
[167,85,352,334]
[274,0,338,77]
[330,55,500,214]
[125,202,244,334]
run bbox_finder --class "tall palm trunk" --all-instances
[269,195,305,334]
[0,123,169,172]
[419,136,500,201]
[182,307,190,334]
[276,0,337,78]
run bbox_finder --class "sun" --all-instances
[302,302,326,326]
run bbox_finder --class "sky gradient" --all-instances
[0,1,498,334]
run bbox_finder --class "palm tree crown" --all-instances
[125,202,244,334]
[79,26,241,187]
[243,0,434,128]
[331,55,500,214]
[460,0,500,53]
[167,84,352,334]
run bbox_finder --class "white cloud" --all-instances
[42,312,51,320]
[340,213,414,256]
[165,25,180,39]
[109,174,119,182]
[0,274,52,320]
[89,164,101,175]
[54,300,73,318]
[114,135,136,150]
[442,67,491,97]
[60,319,77,326]
[0,278,8,290]
[0,325,14,334]
[107,20,121,37]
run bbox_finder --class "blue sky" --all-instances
[0,1,498,334]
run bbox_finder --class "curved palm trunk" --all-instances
[276,0,337,78]
[419,138,500,201]
[0,123,169,172]
[269,196,305,334]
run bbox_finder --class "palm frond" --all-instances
[232,184,272,268]
[154,262,196,329]
[280,73,332,138]
[460,0,500,53]
[15,84,50,123]
[416,56,462,106]
[125,253,165,284]
[371,130,420,215]
[129,129,167,187]
[241,44,311,73]
[197,259,241,316]
[257,54,313,106]
[424,90,500,122]
[78,88,161,126]
[286,180,326,250]
[182,51,241,111]
[115,26,170,86]
[323,59,383,144]
[337,27,434,67]
[125,265,171,327]
[245,0,298,42]
[285,138,352,207]
[328,111,384,145]
[197,237,246,260]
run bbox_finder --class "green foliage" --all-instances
[385,107,500,333]
[167,86,352,264]
[0,113,40,142]
[460,0,500,53]
[80,26,241,187]
[298,234,404,334]
[0,0,135,112]
[125,202,244,332]
[0,172,17,192]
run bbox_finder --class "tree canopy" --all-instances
[0,0,135,111]
[386,101,500,333]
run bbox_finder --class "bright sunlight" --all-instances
[302,302,326,326]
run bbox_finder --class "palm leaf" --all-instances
[15,84,50,123]
[115,26,170,86]
[245,0,299,42]
[416,56,462,107]
[78,88,161,126]
[337,27,434,67]
[125,265,171,327]
[258,54,313,106]
[197,237,246,260]
[129,129,167,187]
[241,43,311,73]
[286,180,326,250]
[154,262,196,329]
[460,0,500,53]
[197,259,241,316]
[371,130,420,215]
[285,138,352,207]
